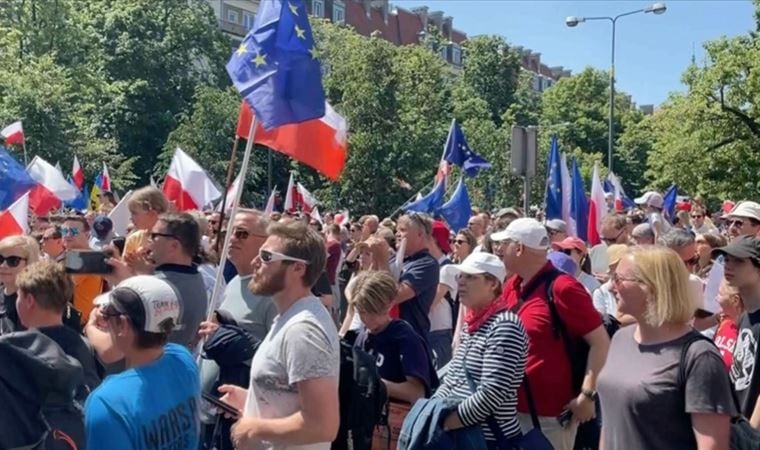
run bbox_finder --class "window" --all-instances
[243,12,255,30]
[439,44,448,61]
[333,4,345,24]
[226,8,239,23]
[532,73,540,91]
[312,0,324,17]
[451,45,462,65]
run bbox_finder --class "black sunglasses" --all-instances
[0,255,27,268]
[601,229,624,245]
[150,232,178,241]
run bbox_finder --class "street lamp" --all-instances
[565,3,666,174]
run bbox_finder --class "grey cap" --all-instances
[495,207,520,219]
[545,219,567,233]
[632,223,654,238]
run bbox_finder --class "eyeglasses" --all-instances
[232,229,267,240]
[150,232,178,241]
[0,255,27,268]
[60,227,81,237]
[258,249,310,265]
[691,215,703,219]
[610,272,640,284]
[601,229,624,245]
[452,239,467,245]
[729,220,744,228]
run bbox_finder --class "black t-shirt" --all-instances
[311,271,333,297]
[396,250,439,339]
[355,319,435,397]
[0,292,22,335]
[731,308,760,417]
[38,325,102,400]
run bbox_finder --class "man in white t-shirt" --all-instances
[634,191,671,242]
[219,221,339,450]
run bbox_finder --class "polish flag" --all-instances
[587,161,608,246]
[334,210,350,226]
[297,183,316,214]
[236,101,348,180]
[72,155,84,190]
[101,162,111,191]
[26,156,79,215]
[264,189,277,215]
[0,193,29,239]
[162,148,222,211]
[311,206,323,224]
[216,172,242,212]
[283,173,296,213]
[1,121,24,146]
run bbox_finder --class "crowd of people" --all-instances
[1,184,759,450]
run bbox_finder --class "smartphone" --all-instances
[557,409,573,428]
[64,251,113,275]
[202,393,240,419]
[111,237,126,256]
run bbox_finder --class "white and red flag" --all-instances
[72,155,84,190]
[162,148,222,211]
[264,189,277,215]
[587,161,608,246]
[0,192,29,239]
[101,162,111,191]
[216,172,242,212]
[26,156,79,215]
[1,121,24,146]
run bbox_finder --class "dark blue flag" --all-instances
[0,145,35,210]
[442,120,491,177]
[226,0,325,129]
[662,184,678,222]
[404,179,446,213]
[545,135,563,220]
[570,158,588,242]
[437,177,471,233]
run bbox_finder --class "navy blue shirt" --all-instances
[396,249,439,339]
[355,320,436,396]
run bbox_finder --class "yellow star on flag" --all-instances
[253,52,267,67]
[295,24,306,39]
[236,42,248,57]
[288,2,299,16]
[308,46,317,59]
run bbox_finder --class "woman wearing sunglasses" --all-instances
[0,235,40,334]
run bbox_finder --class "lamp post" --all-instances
[566,2,666,174]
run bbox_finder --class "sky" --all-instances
[394,0,757,106]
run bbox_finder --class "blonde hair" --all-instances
[347,271,397,315]
[0,235,40,264]
[127,186,169,214]
[16,260,73,312]
[628,246,694,327]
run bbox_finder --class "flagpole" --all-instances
[22,141,28,166]
[389,178,435,219]
[214,136,240,254]
[267,148,273,196]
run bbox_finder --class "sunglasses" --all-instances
[150,232,178,241]
[60,227,81,237]
[0,255,27,268]
[232,229,267,240]
[729,220,744,228]
[258,249,310,265]
[451,239,467,245]
[601,229,624,245]
[691,215,703,219]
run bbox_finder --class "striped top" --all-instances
[431,310,528,441]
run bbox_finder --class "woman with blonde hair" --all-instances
[0,235,40,334]
[597,246,736,450]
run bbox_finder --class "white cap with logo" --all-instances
[96,276,181,333]
[441,252,507,283]
[491,218,550,250]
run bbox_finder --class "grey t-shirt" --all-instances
[597,326,736,450]
[156,264,208,349]
[243,296,339,450]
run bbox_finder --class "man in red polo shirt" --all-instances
[492,218,610,450]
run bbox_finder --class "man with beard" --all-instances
[218,220,340,450]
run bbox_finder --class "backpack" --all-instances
[39,404,86,450]
[332,340,388,450]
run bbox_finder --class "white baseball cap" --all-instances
[545,219,567,233]
[491,218,550,250]
[441,252,507,283]
[634,191,664,209]
[727,201,760,222]
[97,276,181,333]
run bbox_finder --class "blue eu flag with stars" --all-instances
[226,0,326,129]
[0,145,35,210]
[442,120,491,177]
[438,177,471,233]
[404,179,446,213]
[545,135,563,220]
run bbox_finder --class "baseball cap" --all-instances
[545,219,567,233]
[547,251,577,275]
[727,201,760,222]
[634,191,664,209]
[490,218,549,250]
[495,207,520,219]
[551,237,586,254]
[93,215,113,237]
[606,244,629,267]
[431,220,452,254]
[712,236,760,265]
[441,252,507,283]
[96,276,181,333]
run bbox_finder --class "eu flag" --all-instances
[226,0,326,130]
[570,158,589,242]
[438,177,471,233]
[405,179,446,213]
[0,145,35,210]
[442,120,491,177]
[662,184,678,222]
[545,135,563,220]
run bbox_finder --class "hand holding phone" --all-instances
[64,251,113,275]
[202,393,241,420]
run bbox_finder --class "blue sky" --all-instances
[394,0,756,106]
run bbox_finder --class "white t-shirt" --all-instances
[429,263,458,332]
[577,272,601,294]
[244,296,340,450]
[693,223,718,235]
[592,282,618,317]
[649,211,672,237]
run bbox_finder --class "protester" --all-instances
[40,225,65,261]
[84,276,201,449]
[98,191,117,214]
[713,280,743,370]
[451,229,477,263]
[218,220,339,450]
[657,230,708,317]
[124,186,170,259]
[551,237,601,293]
[427,220,454,367]
[361,215,380,241]
[630,222,655,245]
[15,260,101,398]
[600,214,629,245]
[712,236,760,426]
[432,252,528,448]
[350,270,435,403]
[691,206,718,235]
[725,201,760,241]
[694,232,728,278]
[493,218,609,450]
[0,235,40,334]
[89,215,114,250]
[545,219,568,243]
[592,244,636,327]
[597,246,735,449]
[634,191,671,241]
[63,215,104,326]
[467,215,486,242]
